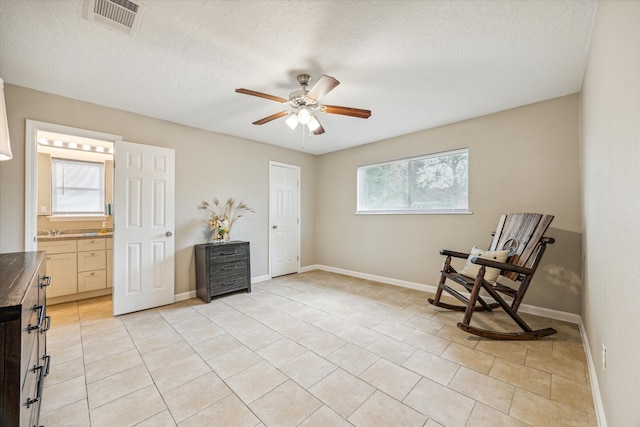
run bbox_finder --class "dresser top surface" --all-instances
[0,251,45,309]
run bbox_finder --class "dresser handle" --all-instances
[220,251,237,256]
[26,364,45,408]
[222,279,238,286]
[40,275,51,288]
[41,315,51,334]
[222,264,238,271]
[28,305,45,333]
[43,354,51,377]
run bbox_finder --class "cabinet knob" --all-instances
[272,225,278,229]
[166,231,173,237]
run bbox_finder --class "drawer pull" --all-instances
[40,275,51,288]
[221,264,238,271]
[41,315,51,334]
[222,279,238,286]
[43,354,51,376]
[91,272,95,276]
[220,250,238,256]
[28,305,45,333]
[26,364,45,408]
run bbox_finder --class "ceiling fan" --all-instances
[235,74,371,135]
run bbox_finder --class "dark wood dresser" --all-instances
[0,252,50,427]
[195,241,251,303]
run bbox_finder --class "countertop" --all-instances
[37,232,113,242]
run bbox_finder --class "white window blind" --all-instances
[51,158,105,215]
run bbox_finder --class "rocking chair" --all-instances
[428,213,557,340]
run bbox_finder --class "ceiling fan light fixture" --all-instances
[285,113,299,130]
[297,108,311,125]
[308,115,321,132]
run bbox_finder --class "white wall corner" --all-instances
[579,319,608,427]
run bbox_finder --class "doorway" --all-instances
[269,161,300,277]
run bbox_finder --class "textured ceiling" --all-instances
[0,0,596,155]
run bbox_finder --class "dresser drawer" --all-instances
[207,243,249,263]
[77,238,106,252]
[38,239,77,254]
[210,272,250,295]
[209,259,249,277]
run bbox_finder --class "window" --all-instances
[51,158,105,215]
[357,148,469,214]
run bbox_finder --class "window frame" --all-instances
[356,148,470,215]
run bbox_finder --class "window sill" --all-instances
[48,215,108,222]
[355,210,473,215]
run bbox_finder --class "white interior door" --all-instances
[113,141,175,315]
[270,162,300,277]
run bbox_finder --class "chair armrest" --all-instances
[440,249,470,259]
[470,257,533,275]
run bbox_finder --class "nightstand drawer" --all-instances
[210,272,250,294]
[209,259,249,277]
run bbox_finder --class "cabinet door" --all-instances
[78,270,106,292]
[45,253,78,297]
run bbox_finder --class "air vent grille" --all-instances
[94,0,138,28]
[86,0,145,36]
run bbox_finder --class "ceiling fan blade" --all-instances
[236,88,287,103]
[306,75,340,101]
[311,115,325,135]
[323,105,371,119]
[252,111,288,125]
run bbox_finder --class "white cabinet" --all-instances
[38,240,78,297]
[77,238,106,292]
[38,237,112,297]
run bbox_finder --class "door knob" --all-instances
[166,231,173,237]
[272,225,278,229]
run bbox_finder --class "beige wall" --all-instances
[0,85,317,294]
[315,94,582,313]
[580,1,640,425]
[0,84,583,315]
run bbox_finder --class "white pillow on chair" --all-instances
[460,246,510,283]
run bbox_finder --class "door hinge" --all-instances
[297,255,299,261]
[297,218,299,224]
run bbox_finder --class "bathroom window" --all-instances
[51,158,105,215]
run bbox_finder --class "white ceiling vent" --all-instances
[86,0,145,36]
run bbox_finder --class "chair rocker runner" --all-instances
[428,213,557,340]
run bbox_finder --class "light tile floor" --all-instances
[40,271,597,426]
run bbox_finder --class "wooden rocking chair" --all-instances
[428,213,557,340]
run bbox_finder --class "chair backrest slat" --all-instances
[488,213,554,280]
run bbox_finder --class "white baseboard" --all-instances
[579,319,607,427]
[311,264,580,324]
[252,274,271,284]
[174,290,196,302]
